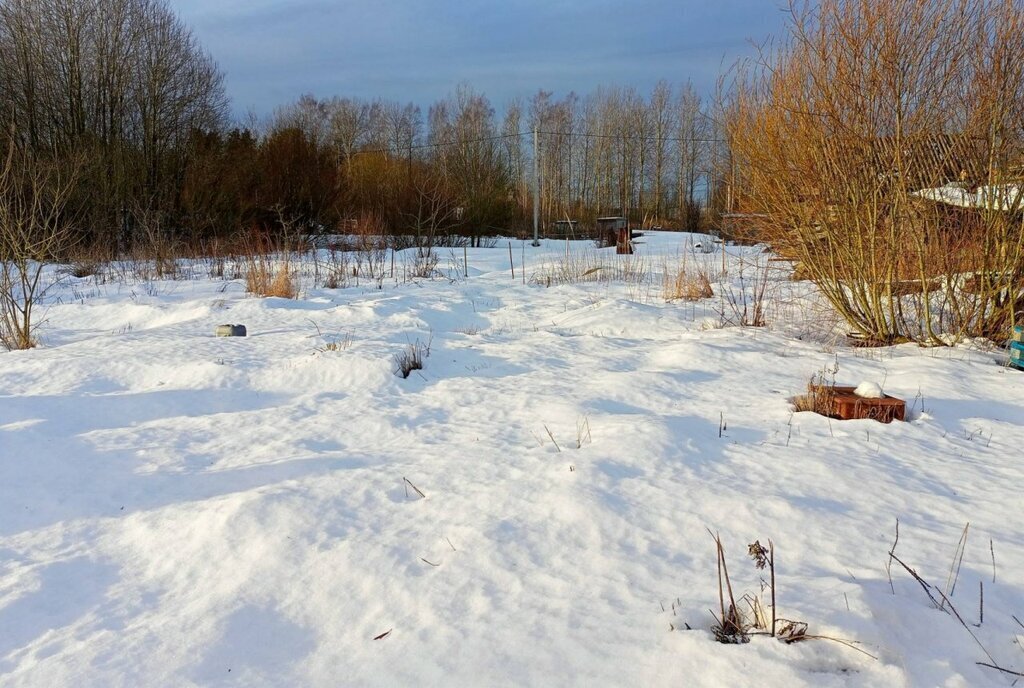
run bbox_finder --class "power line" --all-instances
[350,131,525,158]
[538,130,725,144]
[348,128,724,158]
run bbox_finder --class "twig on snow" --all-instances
[544,424,561,453]
[886,518,900,595]
[802,634,879,661]
[403,477,426,499]
[888,551,942,609]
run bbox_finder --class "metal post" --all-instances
[532,125,540,246]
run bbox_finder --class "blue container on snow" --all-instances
[1010,340,1024,368]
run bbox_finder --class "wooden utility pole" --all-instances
[532,126,540,246]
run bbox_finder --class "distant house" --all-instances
[595,216,627,233]
[718,213,767,245]
[548,220,579,237]
[595,217,632,253]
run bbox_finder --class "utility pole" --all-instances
[532,125,540,246]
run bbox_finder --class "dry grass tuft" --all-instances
[267,267,297,298]
[530,249,650,288]
[70,258,104,278]
[791,379,837,416]
[322,269,345,290]
[709,530,751,644]
[309,321,353,353]
[663,266,713,301]
[242,239,299,298]
[246,262,297,298]
[239,231,299,298]
[319,334,353,352]
[791,358,841,416]
[394,335,432,378]
[702,532,875,659]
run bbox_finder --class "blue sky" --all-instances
[171,0,789,118]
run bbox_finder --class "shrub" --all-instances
[0,144,79,350]
[716,254,772,327]
[723,0,1024,344]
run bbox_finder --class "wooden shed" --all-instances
[596,217,632,254]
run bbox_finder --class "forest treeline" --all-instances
[0,0,720,252]
[2,0,1023,350]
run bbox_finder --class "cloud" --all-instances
[170,0,787,117]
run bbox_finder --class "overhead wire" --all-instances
[348,128,724,158]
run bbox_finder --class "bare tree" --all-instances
[676,83,707,231]
[501,97,529,214]
[649,80,673,223]
[0,0,227,246]
[404,173,458,276]
[327,97,372,175]
[0,141,79,349]
[429,85,513,241]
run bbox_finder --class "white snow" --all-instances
[916,182,1023,210]
[1,232,1023,686]
[854,381,885,399]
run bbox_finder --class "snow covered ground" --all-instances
[2,232,1023,686]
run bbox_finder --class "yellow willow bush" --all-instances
[722,0,1024,345]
